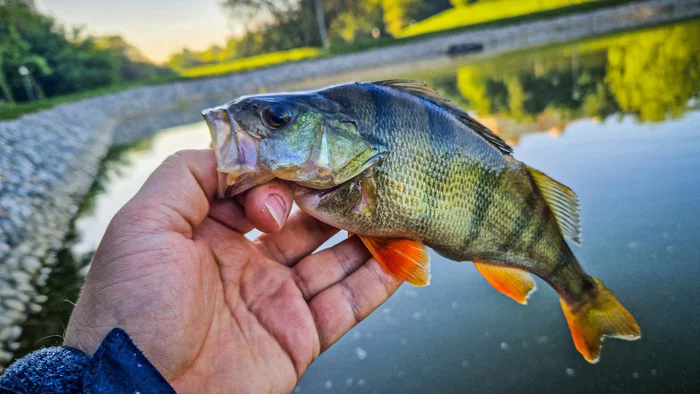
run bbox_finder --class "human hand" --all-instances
[63,149,402,393]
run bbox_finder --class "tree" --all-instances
[219,0,450,53]
[0,3,48,102]
[1,0,165,103]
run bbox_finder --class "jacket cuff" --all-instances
[0,346,89,393]
[0,328,175,394]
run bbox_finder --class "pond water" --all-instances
[17,20,700,392]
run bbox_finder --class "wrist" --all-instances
[64,302,112,358]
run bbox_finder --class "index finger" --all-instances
[309,258,403,351]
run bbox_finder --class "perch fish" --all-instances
[202,80,640,363]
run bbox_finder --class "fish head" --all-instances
[203,91,387,198]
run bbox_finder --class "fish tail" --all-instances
[560,278,641,363]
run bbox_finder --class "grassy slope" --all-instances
[399,0,598,38]
[178,47,322,78]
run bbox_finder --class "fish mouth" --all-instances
[203,106,274,198]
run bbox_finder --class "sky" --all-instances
[36,0,242,63]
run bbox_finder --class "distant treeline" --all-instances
[167,0,462,69]
[0,0,171,104]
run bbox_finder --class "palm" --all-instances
[169,219,327,393]
[65,150,402,394]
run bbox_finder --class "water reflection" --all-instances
[73,125,210,255]
[13,20,700,392]
[421,21,700,146]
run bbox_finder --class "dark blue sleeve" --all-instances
[0,328,175,394]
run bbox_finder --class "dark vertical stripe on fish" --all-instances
[370,86,389,133]
[425,101,453,233]
[548,249,572,278]
[464,167,504,246]
[526,211,547,256]
[501,193,537,250]
[502,190,539,251]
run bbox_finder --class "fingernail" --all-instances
[265,194,286,228]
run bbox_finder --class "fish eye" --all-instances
[261,106,292,129]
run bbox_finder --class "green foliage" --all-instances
[329,0,384,44]
[219,0,323,55]
[605,22,700,122]
[0,1,170,104]
[382,0,420,36]
[184,0,449,66]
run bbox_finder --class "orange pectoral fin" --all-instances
[358,236,430,287]
[474,259,537,305]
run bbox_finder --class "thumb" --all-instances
[120,149,220,236]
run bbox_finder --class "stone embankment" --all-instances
[1,0,698,370]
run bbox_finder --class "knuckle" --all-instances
[339,281,364,324]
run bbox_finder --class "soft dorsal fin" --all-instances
[372,79,513,156]
[526,165,581,244]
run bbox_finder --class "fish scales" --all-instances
[325,83,593,298]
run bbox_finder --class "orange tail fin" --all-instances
[560,278,641,363]
[358,236,430,287]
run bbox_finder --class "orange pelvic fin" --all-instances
[358,236,430,287]
[560,278,641,363]
[474,259,536,305]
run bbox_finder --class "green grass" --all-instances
[400,0,599,38]
[178,47,323,78]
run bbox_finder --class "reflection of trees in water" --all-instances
[451,50,613,123]
[427,21,700,143]
[605,22,700,122]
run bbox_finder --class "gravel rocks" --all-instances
[0,0,696,372]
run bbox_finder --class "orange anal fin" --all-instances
[561,278,641,363]
[358,236,430,287]
[474,260,536,305]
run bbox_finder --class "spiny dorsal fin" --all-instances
[372,79,513,156]
[526,165,581,244]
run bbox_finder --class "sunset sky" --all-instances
[36,0,242,63]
